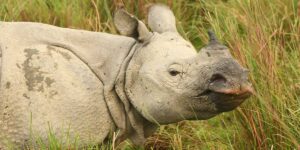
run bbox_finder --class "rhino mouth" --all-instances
[198,86,253,112]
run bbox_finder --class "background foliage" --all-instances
[1,0,300,149]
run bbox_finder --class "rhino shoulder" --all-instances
[0,44,114,147]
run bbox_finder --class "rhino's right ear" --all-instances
[114,9,152,42]
[147,4,177,33]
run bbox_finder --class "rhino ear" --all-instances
[147,4,177,33]
[114,9,152,42]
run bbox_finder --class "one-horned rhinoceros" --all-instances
[0,4,253,148]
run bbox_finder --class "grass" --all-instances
[1,0,300,149]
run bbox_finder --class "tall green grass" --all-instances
[1,0,299,149]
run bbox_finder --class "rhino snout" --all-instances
[203,71,254,112]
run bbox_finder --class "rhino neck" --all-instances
[102,42,158,145]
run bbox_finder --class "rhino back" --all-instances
[0,23,124,148]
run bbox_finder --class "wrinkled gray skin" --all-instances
[0,4,252,149]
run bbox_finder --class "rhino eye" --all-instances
[169,69,180,76]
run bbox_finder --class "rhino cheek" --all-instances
[126,72,190,124]
[130,86,221,124]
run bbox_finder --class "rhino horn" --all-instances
[208,30,219,44]
[205,30,227,50]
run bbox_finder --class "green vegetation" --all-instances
[1,0,299,149]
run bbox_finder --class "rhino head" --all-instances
[114,4,253,134]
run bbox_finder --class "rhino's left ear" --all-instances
[114,9,152,42]
[147,4,177,33]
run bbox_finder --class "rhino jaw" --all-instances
[202,83,253,112]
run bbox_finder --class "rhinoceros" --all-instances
[0,4,253,149]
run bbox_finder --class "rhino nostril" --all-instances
[210,73,227,83]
